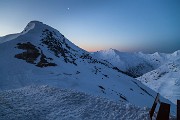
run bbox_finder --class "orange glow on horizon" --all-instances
[80,45,138,52]
[80,46,105,52]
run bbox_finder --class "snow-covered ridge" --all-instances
[0,85,176,120]
[0,33,20,44]
[21,21,36,35]
[0,21,36,44]
[171,50,180,57]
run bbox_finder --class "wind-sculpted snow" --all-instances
[1,85,175,120]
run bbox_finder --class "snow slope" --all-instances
[137,57,180,104]
[0,33,21,44]
[0,21,176,114]
[0,85,176,120]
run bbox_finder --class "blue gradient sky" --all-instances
[0,0,180,53]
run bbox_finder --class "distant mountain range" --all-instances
[94,48,180,104]
[0,21,176,115]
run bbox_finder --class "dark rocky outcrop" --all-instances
[15,42,56,67]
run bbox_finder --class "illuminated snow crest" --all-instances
[21,21,36,35]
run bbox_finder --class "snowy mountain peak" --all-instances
[29,20,43,24]
[0,21,51,44]
[24,20,45,29]
[153,52,160,56]
[172,50,180,57]
[97,48,120,58]
[21,20,64,39]
[108,48,118,51]
[107,48,120,53]
[21,21,36,34]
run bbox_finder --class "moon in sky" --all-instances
[67,8,70,10]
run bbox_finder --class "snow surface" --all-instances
[0,85,176,120]
[0,21,176,115]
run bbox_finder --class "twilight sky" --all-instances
[0,0,180,53]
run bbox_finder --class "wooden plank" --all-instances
[156,102,170,120]
[149,93,159,119]
[177,100,180,120]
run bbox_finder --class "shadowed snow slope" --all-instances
[0,85,176,120]
[0,21,176,115]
